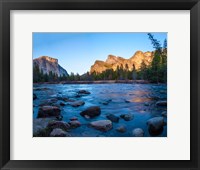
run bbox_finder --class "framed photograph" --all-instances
[0,0,199,169]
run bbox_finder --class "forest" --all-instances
[33,33,167,83]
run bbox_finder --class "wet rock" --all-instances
[147,117,165,136]
[90,120,112,132]
[80,106,101,118]
[50,128,71,137]
[70,117,78,121]
[120,113,134,121]
[156,101,167,106]
[33,93,37,100]
[57,96,74,102]
[56,115,63,121]
[161,111,167,117]
[106,114,119,123]
[68,100,85,107]
[47,120,70,131]
[37,106,61,118]
[69,120,81,128]
[33,118,55,136]
[39,98,58,106]
[124,99,130,103]
[116,125,126,133]
[77,90,91,94]
[144,102,150,106]
[132,128,144,137]
[60,102,66,106]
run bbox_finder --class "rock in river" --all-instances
[77,90,91,94]
[33,118,55,136]
[106,114,119,122]
[69,120,81,128]
[50,128,71,137]
[132,128,144,137]
[90,120,112,132]
[47,120,70,131]
[147,117,165,136]
[68,100,85,107]
[156,101,167,106]
[120,113,134,121]
[37,106,61,118]
[39,98,58,106]
[116,125,126,133]
[80,106,101,118]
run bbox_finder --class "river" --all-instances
[33,83,167,137]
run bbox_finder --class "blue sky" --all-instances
[33,32,167,75]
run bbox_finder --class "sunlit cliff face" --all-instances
[90,50,154,74]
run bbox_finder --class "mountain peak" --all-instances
[90,50,154,74]
[33,56,68,77]
[39,56,58,63]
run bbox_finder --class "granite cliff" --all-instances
[90,51,154,74]
[33,56,68,77]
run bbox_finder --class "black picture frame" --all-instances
[0,0,199,169]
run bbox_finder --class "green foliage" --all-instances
[33,65,69,83]
[140,33,167,83]
[33,33,167,84]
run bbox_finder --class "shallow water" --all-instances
[33,83,167,137]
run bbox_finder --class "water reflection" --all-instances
[33,83,167,137]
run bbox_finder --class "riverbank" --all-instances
[34,80,151,85]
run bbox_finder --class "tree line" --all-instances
[33,33,167,83]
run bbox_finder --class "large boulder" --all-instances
[33,118,55,136]
[80,106,101,118]
[120,113,134,121]
[132,128,144,137]
[147,117,165,136]
[68,100,85,107]
[106,114,119,123]
[47,120,70,131]
[90,120,112,132]
[50,128,71,137]
[37,106,61,118]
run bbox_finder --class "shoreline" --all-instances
[33,80,166,85]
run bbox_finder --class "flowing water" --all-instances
[33,83,167,137]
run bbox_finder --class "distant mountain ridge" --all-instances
[33,56,68,77]
[90,51,154,74]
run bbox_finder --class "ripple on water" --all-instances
[33,83,167,137]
